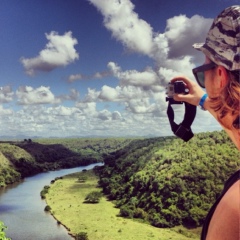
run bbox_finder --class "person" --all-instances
[171,5,240,240]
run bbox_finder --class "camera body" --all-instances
[166,81,186,104]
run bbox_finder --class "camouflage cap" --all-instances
[193,5,240,71]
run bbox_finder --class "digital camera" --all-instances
[166,81,186,104]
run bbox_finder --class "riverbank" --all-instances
[45,170,200,240]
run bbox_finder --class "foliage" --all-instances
[96,131,239,228]
[84,191,102,203]
[75,232,89,240]
[0,221,10,240]
[0,138,134,187]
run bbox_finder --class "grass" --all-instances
[0,143,34,163]
[46,170,200,240]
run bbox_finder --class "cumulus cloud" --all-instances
[0,1,219,138]
[89,0,154,56]
[83,88,100,102]
[75,101,97,116]
[89,0,211,66]
[52,105,80,116]
[125,98,155,114]
[88,0,212,90]
[98,84,152,103]
[0,105,13,115]
[112,111,122,120]
[67,70,112,82]
[84,1,215,120]
[20,31,79,76]
[98,109,111,120]
[57,88,80,102]
[164,14,212,59]
[67,74,83,82]
[108,62,159,88]
[0,86,14,103]
[99,85,119,101]
[16,86,57,105]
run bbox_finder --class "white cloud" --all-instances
[67,70,112,82]
[89,0,212,68]
[107,61,122,74]
[20,31,79,76]
[57,88,80,102]
[83,88,100,102]
[52,105,80,116]
[0,105,13,115]
[0,86,14,103]
[16,86,57,105]
[67,74,83,82]
[99,85,119,101]
[75,102,97,116]
[0,1,221,138]
[112,111,122,120]
[125,98,155,114]
[164,14,212,59]
[98,109,111,120]
[89,0,154,56]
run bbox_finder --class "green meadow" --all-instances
[45,170,200,240]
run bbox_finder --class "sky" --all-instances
[0,0,238,138]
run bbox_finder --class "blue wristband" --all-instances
[199,93,208,110]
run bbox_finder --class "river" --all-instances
[0,163,102,240]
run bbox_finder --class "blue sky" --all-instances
[0,0,238,138]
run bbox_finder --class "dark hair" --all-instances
[210,69,240,129]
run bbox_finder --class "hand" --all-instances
[171,76,206,106]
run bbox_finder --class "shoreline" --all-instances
[44,170,200,240]
[45,206,75,239]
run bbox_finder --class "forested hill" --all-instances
[0,138,133,187]
[96,130,239,228]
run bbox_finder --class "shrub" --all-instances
[40,185,50,199]
[76,232,89,240]
[44,205,51,212]
[84,191,102,203]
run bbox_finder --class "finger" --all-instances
[171,76,191,84]
[171,76,195,91]
[174,94,198,106]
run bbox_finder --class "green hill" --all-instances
[0,138,134,187]
[96,130,239,228]
[1,131,238,239]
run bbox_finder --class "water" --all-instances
[0,163,102,240]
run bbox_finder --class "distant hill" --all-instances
[95,130,239,228]
[0,138,134,187]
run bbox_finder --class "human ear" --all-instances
[217,66,229,88]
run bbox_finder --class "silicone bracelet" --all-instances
[199,93,208,110]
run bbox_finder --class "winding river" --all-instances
[0,163,102,240]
